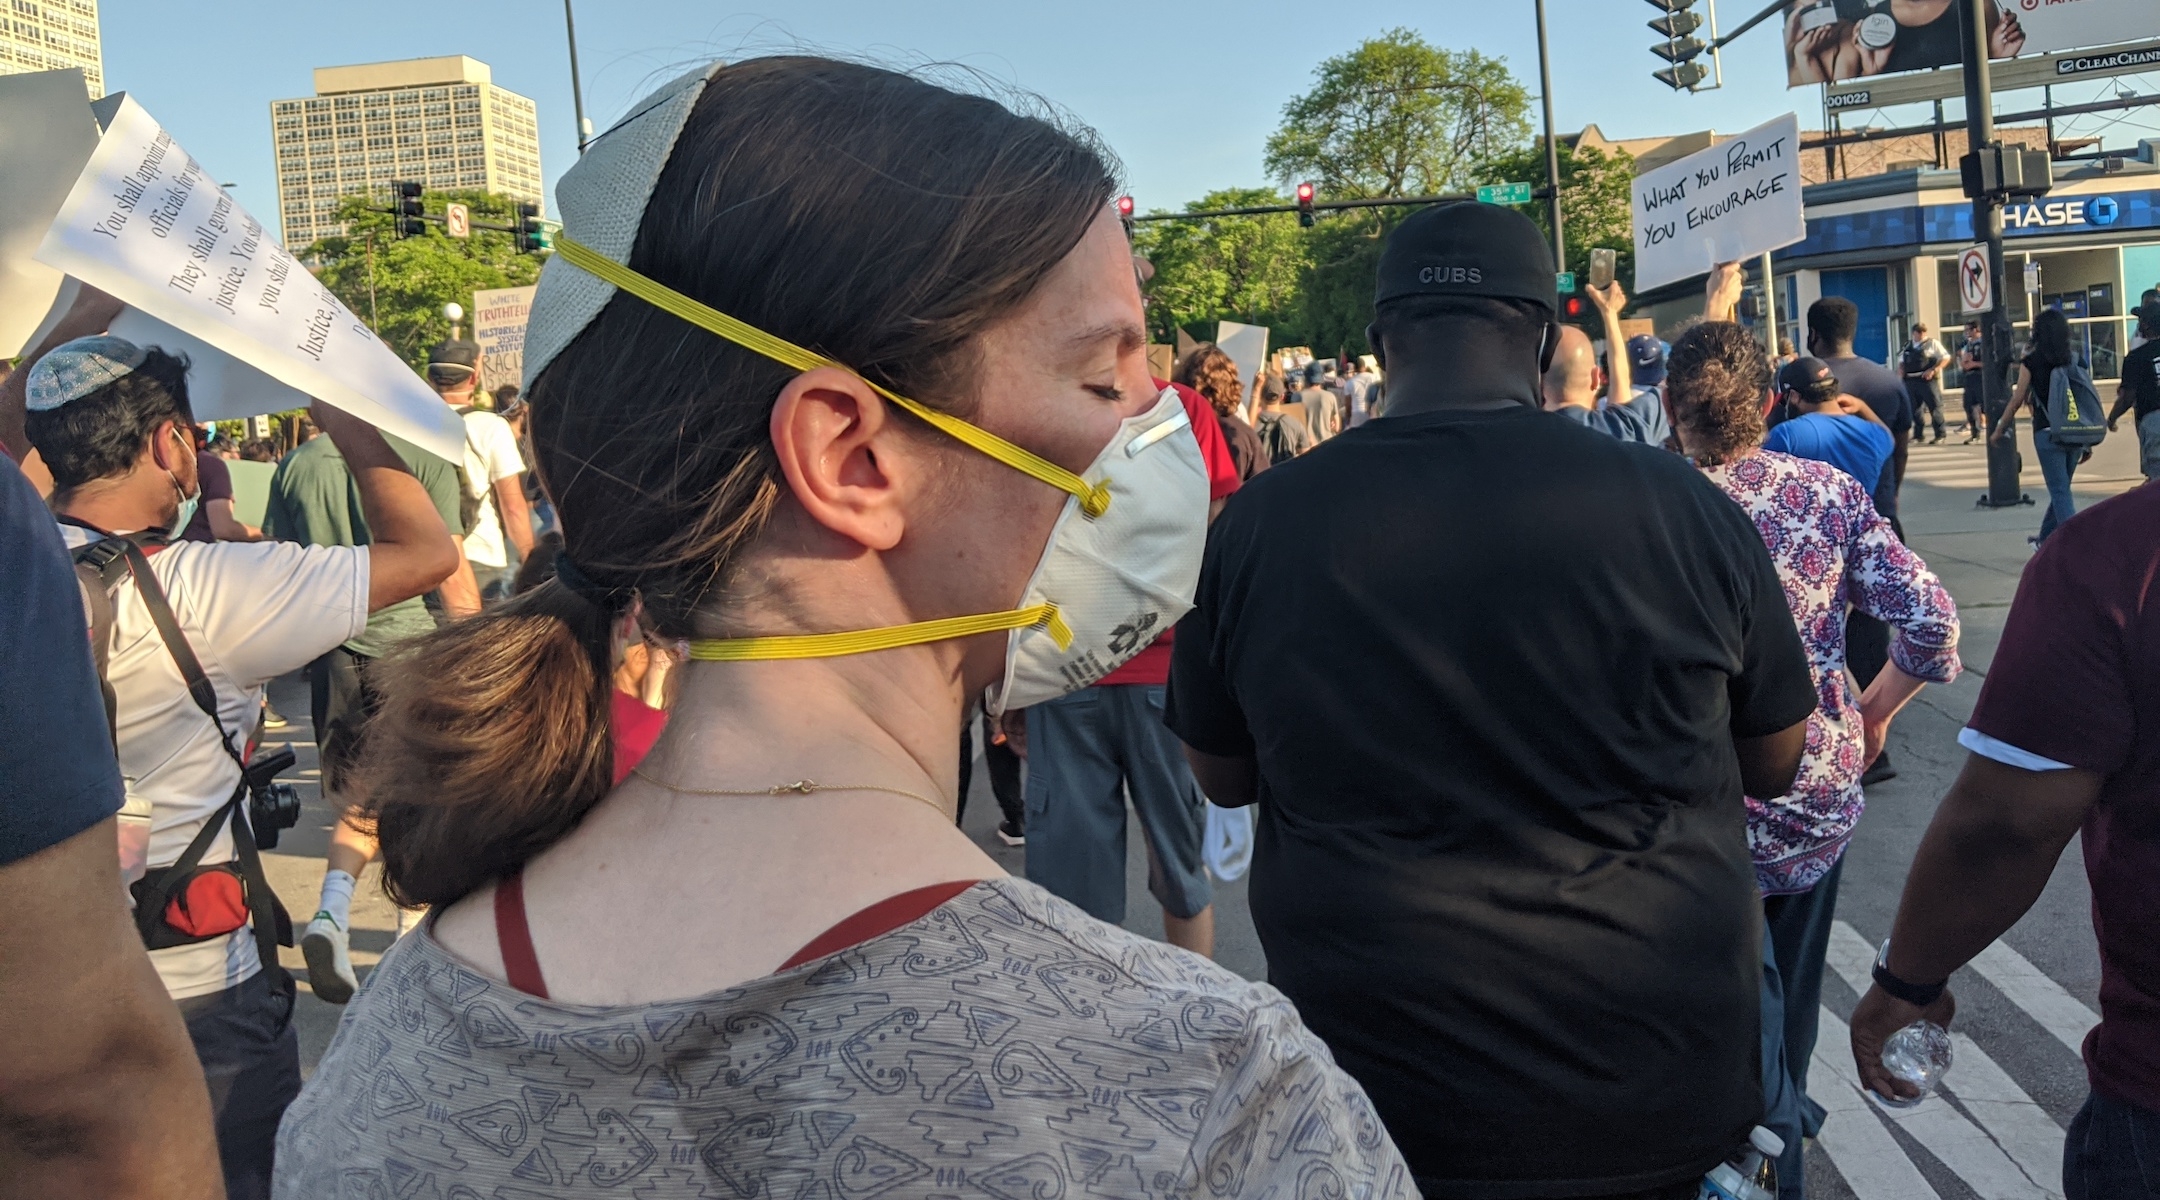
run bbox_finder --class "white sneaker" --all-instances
[301,912,359,1005]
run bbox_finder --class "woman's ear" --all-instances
[767,366,914,552]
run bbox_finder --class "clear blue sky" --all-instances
[93,0,2144,236]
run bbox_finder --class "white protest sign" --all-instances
[108,307,311,420]
[0,69,101,356]
[1632,113,1805,294]
[472,284,535,393]
[34,96,464,462]
[1216,321,1270,391]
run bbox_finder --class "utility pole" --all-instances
[564,0,591,155]
[1959,0,2022,507]
[1534,0,1565,270]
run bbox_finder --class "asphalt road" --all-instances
[259,415,2139,1199]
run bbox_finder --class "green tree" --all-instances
[1133,187,1311,346]
[300,190,543,368]
[1264,30,1531,201]
[1474,140,1638,323]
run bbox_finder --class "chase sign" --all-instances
[2003,195,2122,231]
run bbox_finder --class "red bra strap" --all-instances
[493,872,550,998]
[778,880,979,971]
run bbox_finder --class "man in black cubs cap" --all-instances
[1167,201,1815,1199]
[428,338,534,600]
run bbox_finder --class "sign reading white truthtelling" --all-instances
[1631,113,1806,295]
[472,284,536,393]
[34,96,464,461]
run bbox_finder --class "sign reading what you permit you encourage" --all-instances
[1631,113,1806,295]
[34,95,463,461]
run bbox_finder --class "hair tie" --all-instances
[553,551,633,612]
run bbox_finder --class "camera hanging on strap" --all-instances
[71,534,298,982]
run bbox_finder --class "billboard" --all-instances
[1784,0,2153,89]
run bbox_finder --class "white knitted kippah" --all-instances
[522,62,725,391]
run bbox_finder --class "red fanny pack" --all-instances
[131,862,252,947]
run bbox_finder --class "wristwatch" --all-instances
[1873,938,1947,1007]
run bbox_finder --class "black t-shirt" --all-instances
[1821,353,1910,517]
[2024,352,2062,431]
[2124,340,2160,422]
[1166,406,1816,1199]
[0,452,125,865]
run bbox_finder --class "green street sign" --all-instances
[1476,181,1533,205]
[1556,271,1577,294]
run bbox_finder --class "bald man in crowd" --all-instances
[1541,280,1670,445]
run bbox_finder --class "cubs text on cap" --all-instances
[1374,201,1557,314]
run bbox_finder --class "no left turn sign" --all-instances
[445,202,471,239]
[1958,244,1992,315]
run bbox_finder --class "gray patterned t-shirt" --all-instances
[274,877,1415,1199]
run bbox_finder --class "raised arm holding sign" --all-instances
[1632,114,1807,295]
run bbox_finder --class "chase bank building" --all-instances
[1761,142,2159,393]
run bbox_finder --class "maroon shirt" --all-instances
[1967,483,2160,1111]
[179,451,234,543]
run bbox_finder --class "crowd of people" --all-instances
[3,51,2159,1200]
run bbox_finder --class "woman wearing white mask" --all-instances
[275,57,1411,1199]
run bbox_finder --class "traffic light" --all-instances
[1646,0,1711,91]
[1116,195,1135,236]
[1562,295,1587,321]
[392,180,425,237]
[1296,181,1315,228]
[516,202,550,254]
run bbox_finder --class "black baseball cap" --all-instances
[428,338,481,370]
[1776,356,1839,403]
[1374,202,1556,314]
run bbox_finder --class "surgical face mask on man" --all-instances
[164,424,201,541]
[548,237,1209,712]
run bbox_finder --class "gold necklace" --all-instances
[629,769,950,818]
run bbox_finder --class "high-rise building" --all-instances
[0,0,103,95]
[270,55,541,249]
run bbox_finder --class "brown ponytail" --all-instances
[356,56,1117,906]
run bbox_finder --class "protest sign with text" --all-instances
[34,96,463,461]
[472,284,536,395]
[1631,113,1805,294]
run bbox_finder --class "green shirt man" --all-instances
[263,433,476,656]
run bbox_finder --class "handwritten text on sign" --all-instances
[36,97,464,461]
[1631,113,1806,294]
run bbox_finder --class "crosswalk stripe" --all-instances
[1822,922,2066,1197]
[1809,1009,1947,1199]
[1943,1030,2068,1194]
[1816,1007,2055,1199]
[1968,940,2100,1060]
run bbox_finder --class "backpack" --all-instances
[1255,412,1301,465]
[2046,362,2107,447]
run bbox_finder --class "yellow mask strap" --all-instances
[553,236,1110,519]
[688,603,1072,662]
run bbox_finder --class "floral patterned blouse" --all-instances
[1700,450,1961,895]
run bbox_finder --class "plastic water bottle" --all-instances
[1874,1020,1953,1108]
[1700,1126,1782,1200]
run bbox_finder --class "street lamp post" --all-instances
[1534,0,1565,270]
[1958,0,2023,507]
[565,0,591,155]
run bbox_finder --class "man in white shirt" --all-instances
[16,329,458,1200]
[427,338,533,599]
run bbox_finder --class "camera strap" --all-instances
[70,536,292,981]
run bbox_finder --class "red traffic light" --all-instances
[1562,296,1587,320]
[1295,182,1315,204]
[1116,195,1135,218]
